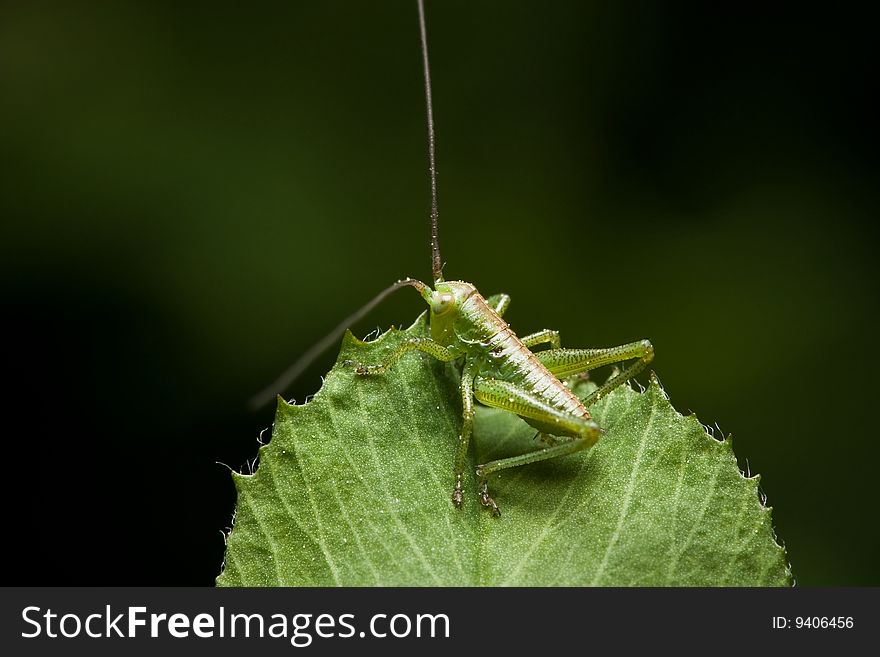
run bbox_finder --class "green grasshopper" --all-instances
[253,0,654,516]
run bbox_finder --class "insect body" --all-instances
[256,0,654,516]
[338,1,655,515]
[344,278,653,515]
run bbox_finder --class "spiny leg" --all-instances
[343,337,461,375]
[472,376,601,515]
[452,360,478,508]
[476,437,593,513]
[520,329,561,350]
[536,339,654,405]
[484,293,511,317]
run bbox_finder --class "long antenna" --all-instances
[417,0,443,284]
[248,278,427,409]
[249,5,442,409]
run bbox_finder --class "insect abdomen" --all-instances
[460,293,590,422]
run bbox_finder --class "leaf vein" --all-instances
[664,453,723,584]
[353,380,445,585]
[238,490,287,585]
[591,391,658,585]
[284,435,343,586]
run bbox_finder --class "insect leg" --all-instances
[536,340,654,405]
[484,293,511,317]
[472,376,601,515]
[519,329,561,349]
[452,359,478,508]
[344,337,461,375]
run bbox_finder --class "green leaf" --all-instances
[217,315,791,586]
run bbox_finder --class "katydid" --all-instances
[253,0,654,516]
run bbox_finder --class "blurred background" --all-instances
[2,1,877,585]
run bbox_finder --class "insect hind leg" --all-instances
[476,430,598,516]
[471,376,601,515]
[536,340,654,406]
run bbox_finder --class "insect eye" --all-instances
[431,292,455,315]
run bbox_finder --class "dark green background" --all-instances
[3,1,876,585]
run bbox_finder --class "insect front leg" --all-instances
[472,376,602,516]
[452,359,478,509]
[536,340,654,405]
[343,337,461,375]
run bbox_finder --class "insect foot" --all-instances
[452,474,463,509]
[476,470,501,517]
[479,484,501,517]
[342,359,376,376]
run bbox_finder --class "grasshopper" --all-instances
[254,0,654,516]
